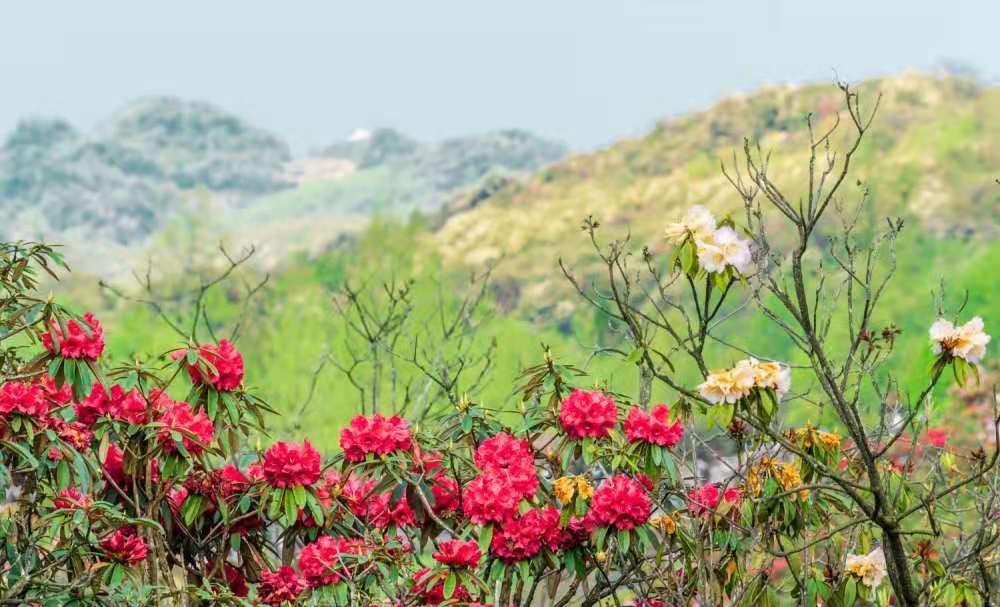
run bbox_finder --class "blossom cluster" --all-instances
[339,413,413,462]
[623,404,684,447]
[664,205,752,275]
[559,388,618,439]
[262,439,322,488]
[42,313,105,360]
[929,316,990,363]
[177,339,245,391]
[462,432,538,524]
[698,357,791,405]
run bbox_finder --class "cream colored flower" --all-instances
[664,205,717,245]
[696,226,752,274]
[740,357,791,399]
[698,369,752,404]
[845,547,887,588]
[929,316,990,363]
[730,359,759,393]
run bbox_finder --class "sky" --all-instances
[0,1,997,154]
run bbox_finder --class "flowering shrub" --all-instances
[1,86,997,607]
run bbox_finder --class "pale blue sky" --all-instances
[0,1,996,153]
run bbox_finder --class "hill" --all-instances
[431,73,999,309]
[0,98,291,246]
[0,99,567,273]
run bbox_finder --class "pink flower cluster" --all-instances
[100,528,148,566]
[559,389,618,439]
[178,339,245,391]
[688,483,742,517]
[42,313,105,360]
[587,475,652,530]
[432,539,481,568]
[462,432,538,524]
[0,381,49,419]
[624,404,684,447]
[257,566,306,605]
[156,399,214,455]
[75,383,152,426]
[339,413,413,462]
[297,535,369,588]
[262,440,322,488]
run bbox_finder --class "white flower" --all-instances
[698,369,753,404]
[929,316,990,363]
[845,547,887,588]
[664,205,717,245]
[696,227,752,274]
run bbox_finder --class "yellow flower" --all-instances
[650,514,678,534]
[777,461,809,500]
[553,476,576,503]
[816,430,841,450]
[594,551,607,564]
[575,476,594,500]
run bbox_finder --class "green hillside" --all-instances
[67,73,999,451]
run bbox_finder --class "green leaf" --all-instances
[443,572,457,599]
[3,440,39,469]
[625,347,643,364]
[478,524,494,553]
[618,529,630,552]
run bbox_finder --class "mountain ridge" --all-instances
[428,72,999,311]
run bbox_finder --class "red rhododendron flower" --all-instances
[473,432,538,499]
[42,313,105,361]
[412,568,470,605]
[262,440,321,488]
[258,566,306,606]
[925,427,948,448]
[588,475,651,530]
[75,383,151,426]
[432,539,481,568]
[298,535,369,588]
[53,487,92,510]
[215,464,251,497]
[206,562,248,598]
[624,404,684,447]
[491,508,555,563]
[103,443,126,486]
[462,474,523,525]
[168,486,188,512]
[47,418,93,450]
[156,399,214,455]
[340,413,413,462]
[101,528,148,566]
[338,474,416,528]
[632,601,671,607]
[176,340,245,391]
[36,375,72,407]
[430,473,460,513]
[559,389,618,439]
[688,483,741,517]
[0,381,48,419]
